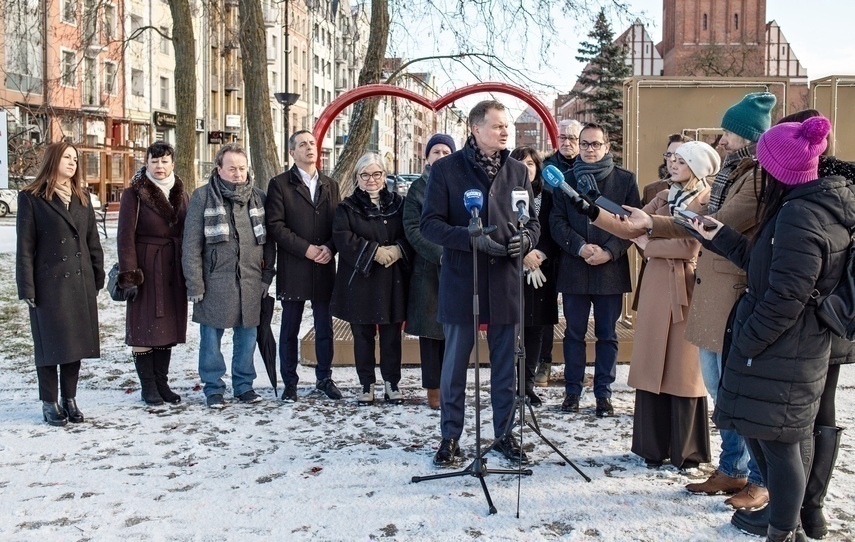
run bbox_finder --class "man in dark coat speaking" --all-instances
[421,100,540,467]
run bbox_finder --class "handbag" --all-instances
[108,194,140,302]
[815,233,855,341]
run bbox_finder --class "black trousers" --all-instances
[418,337,444,389]
[523,325,545,391]
[540,324,554,363]
[351,323,402,387]
[815,363,840,427]
[631,389,711,468]
[36,361,81,402]
[746,436,812,532]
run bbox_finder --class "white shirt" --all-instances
[297,166,319,202]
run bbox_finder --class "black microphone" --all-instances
[511,187,530,225]
[542,165,589,209]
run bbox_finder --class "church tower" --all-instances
[660,0,767,76]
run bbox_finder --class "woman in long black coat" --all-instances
[331,153,412,405]
[693,117,854,542]
[16,142,105,426]
[117,142,189,406]
[510,147,558,407]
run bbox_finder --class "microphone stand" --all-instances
[412,215,523,515]
[478,215,591,517]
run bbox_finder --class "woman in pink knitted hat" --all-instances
[690,116,854,542]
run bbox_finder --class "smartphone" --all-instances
[594,196,629,217]
[676,209,718,231]
[674,217,705,241]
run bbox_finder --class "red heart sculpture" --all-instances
[312,82,559,162]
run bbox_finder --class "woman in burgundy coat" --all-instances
[117,142,189,405]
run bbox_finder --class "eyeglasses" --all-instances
[579,141,605,150]
[559,136,578,143]
[358,171,385,181]
[663,152,676,159]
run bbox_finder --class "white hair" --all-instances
[353,152,386,182]
[558,119,584,138]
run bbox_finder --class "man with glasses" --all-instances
[550,122,641,417]
[266,130,342,403]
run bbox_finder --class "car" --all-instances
[0,188,17,217]
[89,190,102,210]
[385,174,419,197]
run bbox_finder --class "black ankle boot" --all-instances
[61,397,84,423]
[42,401,68,426]
[152,348,181,404]
[133,351,164,405]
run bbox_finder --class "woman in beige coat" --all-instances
[594,141,720,469]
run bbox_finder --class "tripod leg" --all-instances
[524,421,592,482]
[476,473,498,515]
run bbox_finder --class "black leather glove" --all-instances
[472,235,508,257]
[124,286,138,302]
[570,191,599,221]
[507,224,532,258]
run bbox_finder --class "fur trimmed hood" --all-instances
[130,167,186,227]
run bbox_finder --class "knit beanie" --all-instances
[425,133,456,158]
[721,92,777,142]
[756,116,831,186]
[675,141,721,180]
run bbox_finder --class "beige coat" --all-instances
[595,189,708,398]
[650,158,761,353]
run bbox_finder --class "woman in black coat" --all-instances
[16,142,105,426]
[403,134,455,409]
[693,117,854,542]
[331,153,412,405]
[117,142,189,406]
[510,147,558,407]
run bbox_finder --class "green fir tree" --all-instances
[571,9,631,159]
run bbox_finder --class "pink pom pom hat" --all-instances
[756,116,831,185]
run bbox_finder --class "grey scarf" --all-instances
[708,144,755,214]
[467,134,502,182]
[204,169,266,245]
[573,153,615,197]
[667,177,709,216]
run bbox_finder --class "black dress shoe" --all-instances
[595,397,614,417]
[561,394,580,412]
[61,397,84,423]
[525,389,542,407]
[731,506,770,536]
[645,459,664,469]
[494,434,529,464]
[316,378,343,400]
[42,401,68,427]
[433,438,463,467]
[281,384,298,402]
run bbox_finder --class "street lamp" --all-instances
[274,91,300,170]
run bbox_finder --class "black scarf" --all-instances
[204,169,266,245]
[573,153,615,197]
[467,134,502,182]
[708,144,755,214]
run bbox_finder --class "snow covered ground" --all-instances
[0,216,852,541]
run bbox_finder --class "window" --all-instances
[130,15,144,42]
[314,86,319,105]
[702,14,707,31]
[61,49,77,87]
[160,27,170,54]
[83,57,97,105]
[313,55,319,73]
[734,14,739,30]
[293,46,298,64]
[782,45,787,55]
[103,4,116,41]
[160,76,169,109]
[103,61,117,94]
[83,0,96,39]
[326,90,331,104]
[62,0,77,24]
[131,69,144,96]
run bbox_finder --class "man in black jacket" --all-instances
[266,130,342,402]
[421,100,540,466]
[550,123,641,417]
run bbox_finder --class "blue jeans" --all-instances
[699,347,763,485]
[562,294,621,398]
[279,299,333,387]
[199,324,258,398]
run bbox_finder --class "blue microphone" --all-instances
[463,189,483,218]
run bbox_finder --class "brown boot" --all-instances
[686,469,748,495]
[724,483,769,510]
[427,388,440,410]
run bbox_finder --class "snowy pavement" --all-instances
[0,218,852,541]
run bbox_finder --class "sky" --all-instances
[393,0,855,132]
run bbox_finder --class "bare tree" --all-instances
[238,0,280,191]
[683,43,764,77]
[167,0,197,190]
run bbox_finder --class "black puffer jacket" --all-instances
[711,176,855,442]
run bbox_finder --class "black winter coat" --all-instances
[330,188,413,324]
[421,146,541,325]
[550,165,641,295]
[541,152,575,193]
[711,176,855,443]
[117,169,189,347]
[524,190,559,327]
[16,191,105,366]
[403,167,443,339]
[266,166,339,302]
